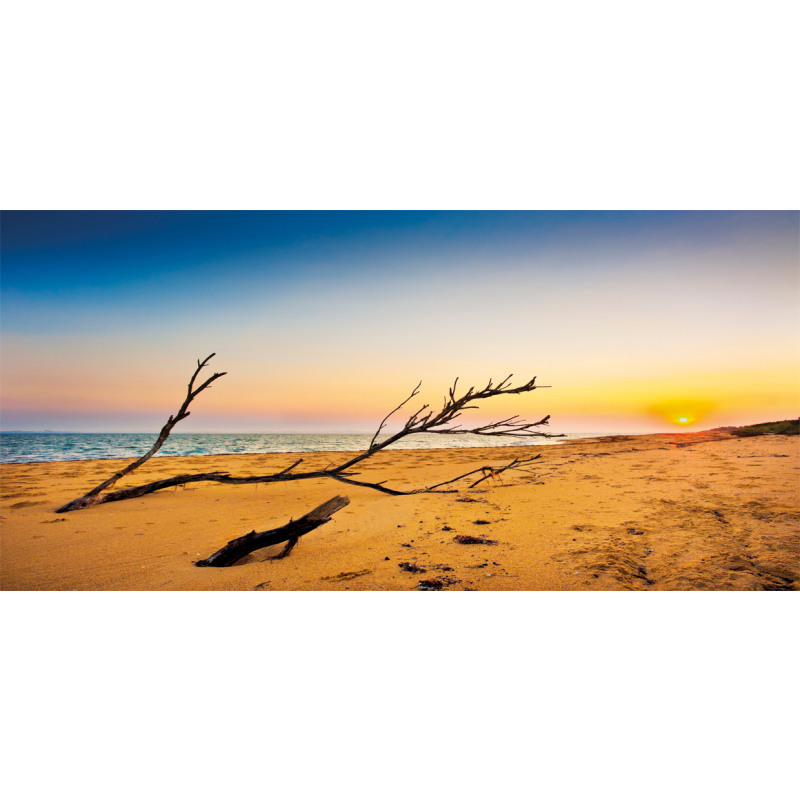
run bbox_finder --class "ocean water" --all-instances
[0,431,606,465]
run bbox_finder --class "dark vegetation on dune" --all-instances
[729,419,799,437]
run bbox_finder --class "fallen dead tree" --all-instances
[197,495,350,567]
[57,354,556,513]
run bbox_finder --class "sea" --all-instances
[0,431,611,465]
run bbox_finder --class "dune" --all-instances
[1,431,797,590]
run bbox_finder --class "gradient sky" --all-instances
[1,211,798,433]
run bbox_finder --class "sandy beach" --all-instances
[1,431,797,591]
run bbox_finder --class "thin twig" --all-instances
[369,381,422,449]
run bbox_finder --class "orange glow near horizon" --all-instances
[2,337,798,433]
[3,360,797,433]
[646,398,717,429]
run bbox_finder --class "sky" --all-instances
[1,210,798,433]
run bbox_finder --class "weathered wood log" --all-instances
[196,495,350,567]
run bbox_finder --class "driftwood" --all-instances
[57,354,556,512]
[197,495,350,567]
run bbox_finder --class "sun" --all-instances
[648,398,715,429]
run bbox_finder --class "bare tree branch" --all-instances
[421,454,544,492]
[369,381,422,449]
[57,360,557,512]
[330,375,553,475]
[55,354,226,512]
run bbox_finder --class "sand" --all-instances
[1,431,798,591]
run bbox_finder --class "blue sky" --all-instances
[1,210,798,432]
